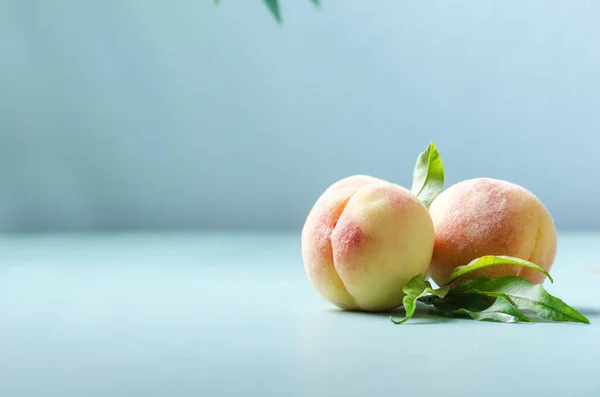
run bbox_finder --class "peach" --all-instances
[428,178,557,286]
[301,175,435,312]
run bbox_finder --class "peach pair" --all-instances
[302,176,557,312]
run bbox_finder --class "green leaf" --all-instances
[431,293,491,314]
[456,276,590,324]
[452,296,533,323]
[311,0,321,6]
[410,142,444,208]
[264,0,282,23]
[213,0,221,5]
[446,255,553,285]
[391,274,450,324]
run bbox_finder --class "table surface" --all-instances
[1,231,599,397]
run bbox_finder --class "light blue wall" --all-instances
[1,1,599,232]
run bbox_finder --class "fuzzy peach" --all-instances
[428,178,557,286]
[301,175,435,312]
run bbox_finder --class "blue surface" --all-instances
[1,1,600,231]
[0,231,599,396]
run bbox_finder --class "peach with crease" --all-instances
[301,175,435,312]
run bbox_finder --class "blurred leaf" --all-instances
[446,255,553,285]
[311,0,321,6]
[264,0,282,23]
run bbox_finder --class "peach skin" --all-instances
[428,178,557,286]
[301,175,435,312]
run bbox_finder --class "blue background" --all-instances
[1,0,599,232]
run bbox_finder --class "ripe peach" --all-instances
[301,175,435,312]
[428,178,557,286]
